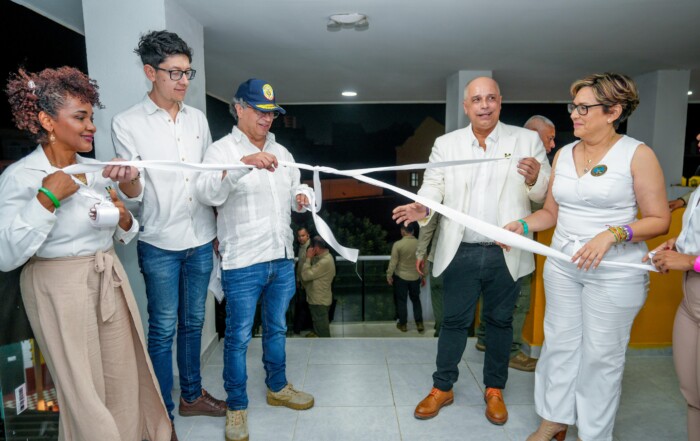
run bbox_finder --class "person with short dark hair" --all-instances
[1,67,170,440]
[293,227,313,333]
[112,30,224,441]
[504,72,670,441]
[387,223,424,333]
[300,236,336,338]
[195,78,314,441]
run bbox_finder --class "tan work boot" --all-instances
[266,383,314,410]
[525,418,567,441]
[509,352,538,372]
[225,409,248,441]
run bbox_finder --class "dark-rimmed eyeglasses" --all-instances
[153,67,196,81]
[567,103,605,115]
[246,103,280,120]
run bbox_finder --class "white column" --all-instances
[445,70,492,133]
[82,0,217,360]
[627,70,690,196]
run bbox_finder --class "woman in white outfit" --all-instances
[648,184,700,440]
[0,67,171,441]
[503,73,670,441]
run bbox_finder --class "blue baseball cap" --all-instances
[234,78,286,115]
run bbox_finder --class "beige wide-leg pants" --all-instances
[673,271,700,441]
[20,249,171,441]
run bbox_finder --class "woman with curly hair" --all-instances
[0,66,171,441]
[503,73,670,440]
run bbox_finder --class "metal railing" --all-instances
[332,256,395,322]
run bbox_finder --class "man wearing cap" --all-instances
[195,79,314,441]
[112,30,224,441]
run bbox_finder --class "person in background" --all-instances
[1,66,170,441]
[387,223,424,333]
[300,236,336,338]
[112,31,224,441]
[476,114,558,371]
[293,227,313,334]
[415,214,443,337]
[524,115,556,156]
[503,72,669,441]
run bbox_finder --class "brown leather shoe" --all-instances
[416,322,425,333]
[509,352,538,372]
[178,389,226,417]
[484,387,508,425]
[170,420,179,441]
[414,387,454,419]
[397,323,407,332]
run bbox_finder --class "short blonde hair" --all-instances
[570,73,639,129]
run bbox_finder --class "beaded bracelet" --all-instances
[622,225,633,241]
[517,219,529,235]
[606,225,629,243]
[38,187,60,208]
[694,256,700,273]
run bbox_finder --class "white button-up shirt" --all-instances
[195,126,309,270]
[0,146,139,272]
[111,95,216,250]
[463,124,500,243]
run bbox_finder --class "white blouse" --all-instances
[0,146,138,272]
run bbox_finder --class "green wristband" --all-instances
[38,187,60,208]
[517,219,529,235]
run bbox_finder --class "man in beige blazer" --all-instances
[392,77,551,426]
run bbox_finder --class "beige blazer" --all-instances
[418,122,551,280]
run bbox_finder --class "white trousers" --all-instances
[535,258,648,441]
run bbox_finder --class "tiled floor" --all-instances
[172,323,687,441]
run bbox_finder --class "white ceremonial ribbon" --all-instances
[63,159,658,272]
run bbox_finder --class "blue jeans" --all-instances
[137,240,213,419]
[433,243,520,391]
[221,259,296,410]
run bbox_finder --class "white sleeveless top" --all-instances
[551,135,648,272]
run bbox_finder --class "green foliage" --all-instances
[317,209,391,256]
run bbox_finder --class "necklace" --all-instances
[582,134,619,174]
[45,149,88,185]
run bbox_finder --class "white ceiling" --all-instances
[13,0,700,104]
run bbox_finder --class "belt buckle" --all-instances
[479,241,495,247]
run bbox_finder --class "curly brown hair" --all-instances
[570,73,640,130]
[5,66,102,144]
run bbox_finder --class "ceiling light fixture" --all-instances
[342,91,357,97]
[327,13,369,32]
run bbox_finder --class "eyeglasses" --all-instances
[567,103,605,115]
[153,67,196,81]
[246,104,280,120]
